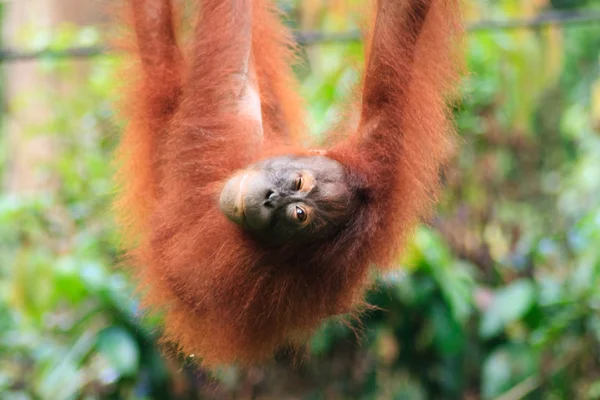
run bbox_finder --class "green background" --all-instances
[2,0,600,399]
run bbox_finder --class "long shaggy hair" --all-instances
[114,0,463,368]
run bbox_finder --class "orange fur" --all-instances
[114,0,183,244]
[115,0,463,368]
[252,1,307,143]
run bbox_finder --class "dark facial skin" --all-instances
[219,155,355,243]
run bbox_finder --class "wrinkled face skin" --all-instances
[219,155,355,244]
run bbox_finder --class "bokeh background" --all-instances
[2,0,600,399]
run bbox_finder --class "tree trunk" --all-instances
[3,0,102,194]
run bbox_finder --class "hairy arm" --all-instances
[361,0,431,115]
[165,0,262,186]
[131,0,182,120]
[327,0,462,267]
[341,0,461,187]
[115,0,183,239]
[358,0,432,160]
[252,0,306,143]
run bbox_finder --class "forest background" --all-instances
[2,0,600,399]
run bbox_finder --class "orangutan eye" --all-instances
[295,206,307,222]
[294,176,303,191]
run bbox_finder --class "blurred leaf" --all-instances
[96,326,140,378]
[430,302,464,356]
[36,330,97,399]
[479,279,536,338]
[587,380,600,399]
[414,229,474,322]
[2,392,32,400]
[481,344,538,399]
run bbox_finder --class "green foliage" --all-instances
[3,1,600,398]
[479,279,536,338]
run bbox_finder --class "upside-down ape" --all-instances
[115,0,463,367]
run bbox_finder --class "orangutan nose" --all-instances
[264,189,280,207]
